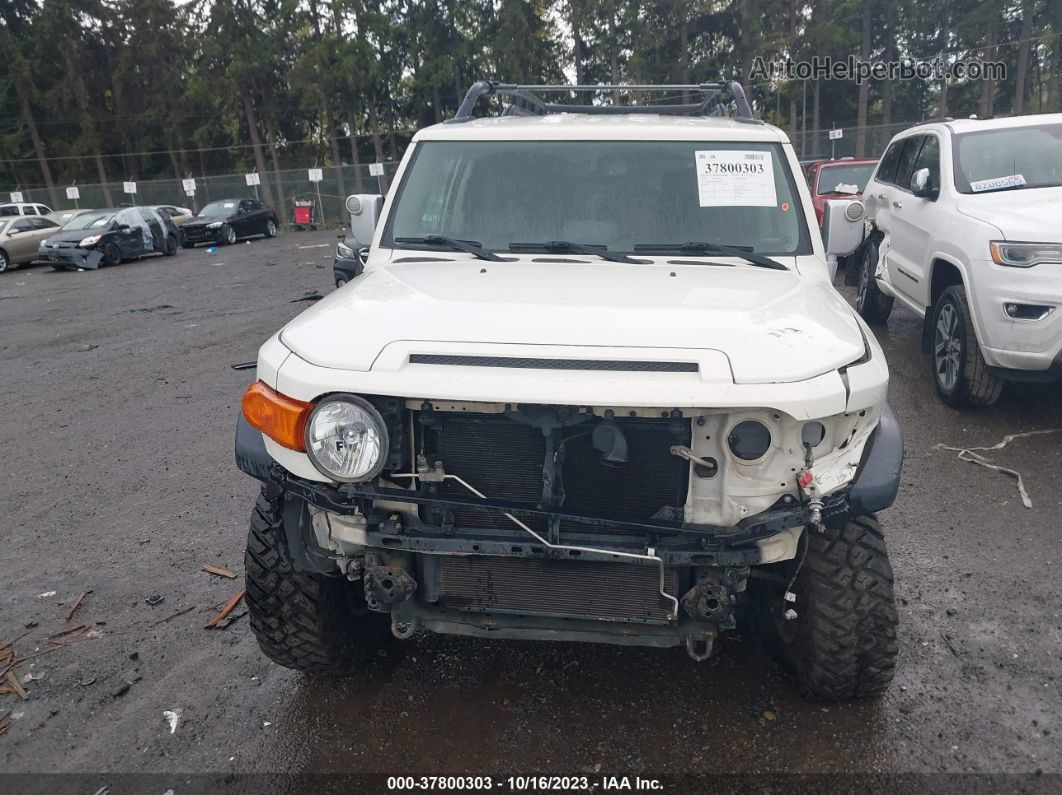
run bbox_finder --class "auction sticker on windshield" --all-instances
[695,150,777,207]
[970,174,1026,193]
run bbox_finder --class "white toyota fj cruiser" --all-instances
[236,82,902,701]
[848,113,1062,405]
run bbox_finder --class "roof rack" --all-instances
[447,81,761,125]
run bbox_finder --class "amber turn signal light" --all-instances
[242,381,312,451]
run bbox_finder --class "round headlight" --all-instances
[727,420,772,461]
[304,395,388,482]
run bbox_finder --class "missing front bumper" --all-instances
[40,248,104,270]
[234,402,902,568]
[389,599,717,653]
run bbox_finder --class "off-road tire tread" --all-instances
[245,489,375,674]
[794,516,898,701]
[935,286,1003,406]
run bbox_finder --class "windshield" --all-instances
[953,122,1062,193]
[63,212,114,230]
[816,163,877,194]
[198,200,237,217]
[386,140,811,257]
[0,220,8,233]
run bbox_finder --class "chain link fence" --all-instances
[6,163,402,226]
[6,119,928,218]
[790,121,924,161]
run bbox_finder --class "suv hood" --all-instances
[956,187,1062,242]
[280,259,865,384]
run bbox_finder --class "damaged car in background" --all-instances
[39,206,179,270]
[235,81,903,701]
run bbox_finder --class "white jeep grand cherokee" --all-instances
[235,82,902,701]
[851,113,1062,405]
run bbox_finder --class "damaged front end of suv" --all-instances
[237,382,900,655]
[234,81,902,701]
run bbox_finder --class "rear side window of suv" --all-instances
[875,141,903,185]
[892,136,925,192]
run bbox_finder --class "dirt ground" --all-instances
[1,230,1059,789]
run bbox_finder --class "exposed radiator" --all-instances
[437,555,678,623]
[419,413,688,532]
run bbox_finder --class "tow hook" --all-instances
[685,630,717,662]
[363,564,417,610]
[345,558,364,582]
[391,616,417,640]
[798,469,824,532]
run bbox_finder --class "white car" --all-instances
[234,81,902,701]
[0,202,54,217]
[850,113,1062,405]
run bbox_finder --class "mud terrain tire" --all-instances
[773,516,898,701]
[245,488,385,673]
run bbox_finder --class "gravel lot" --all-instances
[0,231,1059,786]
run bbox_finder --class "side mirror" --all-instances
[910,167,938,199]
[822,199,865,258]
[116,223,130,231]
[345,194,384,248]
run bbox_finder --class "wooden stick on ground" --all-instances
[0,628,33,651]
[201,565,238,579]
[204,590,246,629]
[66,591,90,622]
[152,606,196,626]
[4,670,28,700]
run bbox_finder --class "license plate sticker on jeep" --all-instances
[969,173,1026,193]
[694,150,778,207]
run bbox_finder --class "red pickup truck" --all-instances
[802,157,880,225]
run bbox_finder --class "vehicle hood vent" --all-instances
[279,259,866,384]
[408,354,697,373]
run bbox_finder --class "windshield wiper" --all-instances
[394,235,507,262]
[509,241,647,264]
[633,242,788,270]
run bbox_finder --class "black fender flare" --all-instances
[235,412,275,482]
[236,413,335,573]
[848,403,904,515]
